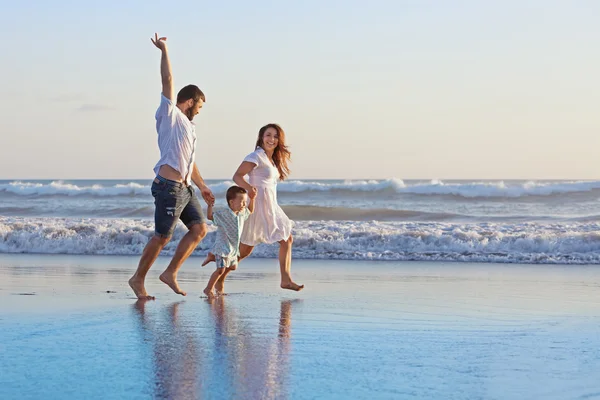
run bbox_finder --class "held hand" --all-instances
[150,32,168,51]
[248,186,258,199]
[200,185,215,206]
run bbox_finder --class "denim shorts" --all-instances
[151,175,206,238]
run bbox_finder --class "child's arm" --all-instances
[207,203,214,221]
[247,196,255,214]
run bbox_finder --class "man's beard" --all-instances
[185,109,195,121]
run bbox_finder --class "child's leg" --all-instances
[204,268,224,298]
[204,256,225,298]
[201,252,216,267]
[215,263,237,295]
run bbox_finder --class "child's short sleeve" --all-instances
[241,208,251,221]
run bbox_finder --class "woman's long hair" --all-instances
[255,123,291,181]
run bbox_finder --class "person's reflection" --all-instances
[207,298,300,400]
[133,300,201,400]
[264,299,298,399]
[132,297,300,400]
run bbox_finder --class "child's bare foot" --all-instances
[215,279,226,296]
[203,287,215,299]
[281,281,304,291]
[128,276,155,300]
[159,272,187,296]
[201,253,216,267]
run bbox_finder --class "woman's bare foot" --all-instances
[201,252,216,267]
[280,281,304,291]
[159,272,187,296]
[203,287,215,299]
[128,276,156,300]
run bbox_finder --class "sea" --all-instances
[1,178,600,264]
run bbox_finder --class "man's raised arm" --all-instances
[150,33,174,100]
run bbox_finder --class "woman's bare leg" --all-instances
[278,235,303,291]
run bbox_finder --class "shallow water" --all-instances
[1,255,600,399]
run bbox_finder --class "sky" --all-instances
[1,0,599,180]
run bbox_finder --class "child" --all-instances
[202,185,255,298]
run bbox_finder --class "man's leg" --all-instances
[130,179,179,299]
[129,235,170,299]
[159,223,207,296]
[160,187,208,296]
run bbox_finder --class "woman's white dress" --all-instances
[240,147,293,246]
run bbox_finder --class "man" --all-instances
[129,33,215,300]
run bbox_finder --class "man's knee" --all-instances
[189,223,208,241]
[152,234,171,247]
[228,264,237,271]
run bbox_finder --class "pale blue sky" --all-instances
[1,1,599,179]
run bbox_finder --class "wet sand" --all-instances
[2,254,600,399]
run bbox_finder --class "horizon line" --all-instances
[0,177,599,181]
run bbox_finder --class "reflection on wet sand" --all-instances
[133,301,202,400]
[209,298,298,399]
[133,299,299,399]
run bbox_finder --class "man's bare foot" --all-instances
[201,252,215,267]
[128,276,155,300]
[159,272,187,296]
[281,282,304,291]
[203,287,215,299]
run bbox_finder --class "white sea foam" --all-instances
[2,179,600,199]
[0,181,149,196]
[278,179,600,198]
[2,217,600,264]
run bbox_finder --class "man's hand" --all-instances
[151,33,168,51]
[199,184,215,206]
[151,32,174,100]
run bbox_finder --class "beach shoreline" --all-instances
[2,253,600,399]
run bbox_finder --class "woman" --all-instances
[213,123,304,294]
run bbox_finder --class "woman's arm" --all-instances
[233,162,258,198]
[247,196,255,214]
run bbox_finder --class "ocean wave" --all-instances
[2,179,600,199]
[2,217,600,264]
[0,204,467,221]
[0,181,235,198]
[0,181,149,197]
[283,206,465,221]
[278,179,600,198]
[0,203,575,223]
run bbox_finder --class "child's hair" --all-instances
[226,185,247,204]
